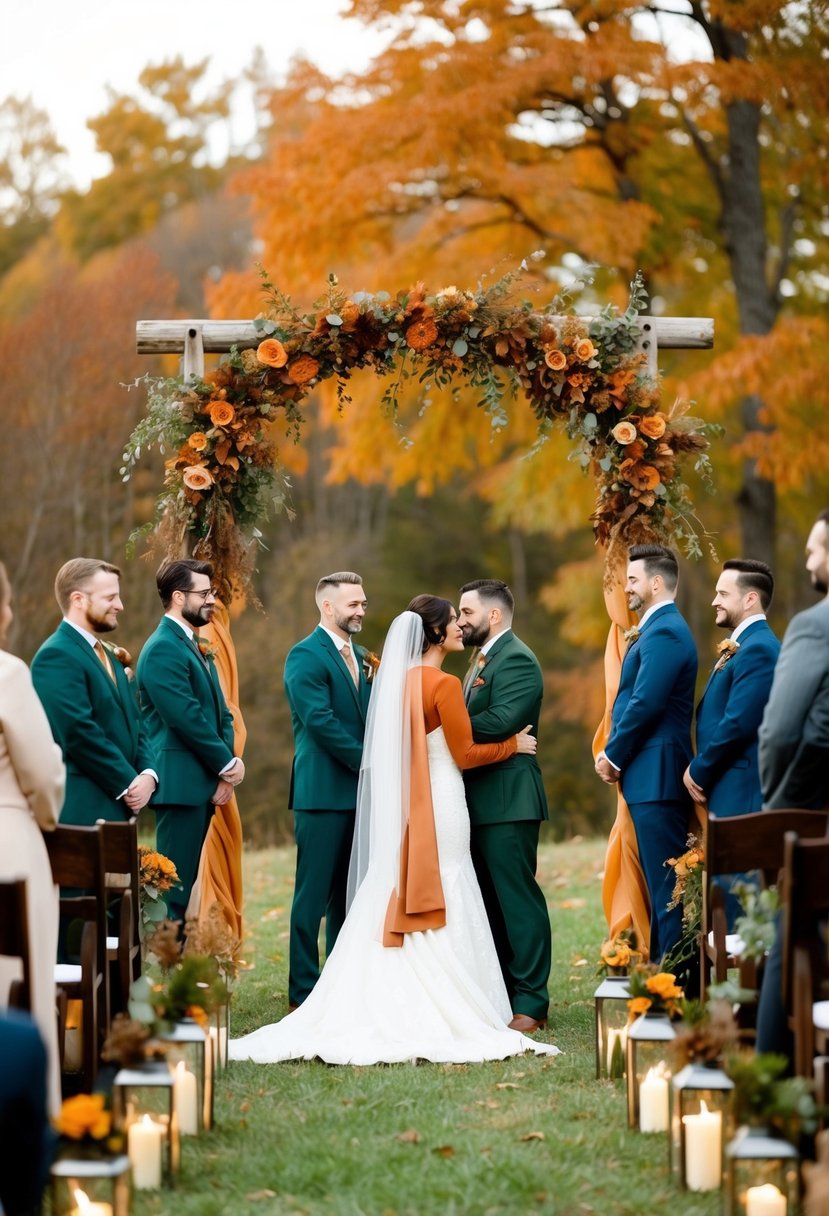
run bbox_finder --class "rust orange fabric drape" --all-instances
[593,576,652,958]
[383,674,446,946]
[185,603,245,943]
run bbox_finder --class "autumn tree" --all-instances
[0,96,67,276]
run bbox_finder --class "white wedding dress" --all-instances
[230,726,558,1065]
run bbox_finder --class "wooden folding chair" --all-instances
[701,809,829,1008]
[781,831,829,1079]
[44,824,107,1093]
[0,878,32,1010]
[97,818,142,1017]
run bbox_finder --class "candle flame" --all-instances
[699,1099,709,1116]
[72,1188,92,1214]
[644,1062,668,1082]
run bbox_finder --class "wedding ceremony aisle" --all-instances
[130,839,721,1216]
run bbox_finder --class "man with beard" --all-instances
[595,545,697,961]
[458,578,549,1033]
[684,559,779,817]
[33,557,157,826]
[136,559,242,924]
[283,572,371,1008]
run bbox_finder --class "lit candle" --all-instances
[70,1187,113,1216]
[639,1064,669,1132]
[128,1113,163,1189]
[606,1026,627,1076]
[682,1100,722,1191]
[174,1059,199,1136]
[745,1183,787,1216]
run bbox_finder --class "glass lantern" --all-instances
[159,1020,213,1133]
[669,1062,734,1191]
[50,1154,131,1216]
[113,1061,180,1185]
[210,996,230,1070]
[626,1012,676,1131]
[594,976,630,1079]
[724,1126,799,1215]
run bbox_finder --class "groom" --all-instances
[459,578,550,1033]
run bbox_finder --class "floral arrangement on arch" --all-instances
[124,260,716,599]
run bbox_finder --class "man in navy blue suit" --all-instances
[595,545,697,960]
[684,559,780,816]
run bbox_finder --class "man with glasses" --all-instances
[136,559,243,924]
[33,557,157,826]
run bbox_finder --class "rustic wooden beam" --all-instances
[136,316,715,355]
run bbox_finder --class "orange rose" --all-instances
[639,413,667,439]
[612,421,638,445]
[182,465,214,491]
[287,354,321,385]
[189,432,208,451]
[544,348,567,371]
[406,318,439,351]
[256,338,289,368]
[55,1093,111,1140]
[209,401,235,427]
[627,996,652,1018]
[575,338,597,361]
[646,972,683,1001]
[619,459,661,491]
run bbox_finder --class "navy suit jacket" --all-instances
[606,602,697,804]
[689,619,780,816]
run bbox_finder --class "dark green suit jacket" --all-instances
[464,630,548,827]
[135,616,235,808]
[31,620,156,825]
[284,627,371,811]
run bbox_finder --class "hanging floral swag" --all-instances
[123,259,717,600]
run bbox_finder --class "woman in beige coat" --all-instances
[0,561,65,1114]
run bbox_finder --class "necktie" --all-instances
[94,640,116,683]
[341,643,359,687]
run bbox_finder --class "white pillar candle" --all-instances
[174,1059,199,1136]
[70,1188,113,1216]
[745,1183,787,1216]
[682,1100,722,1191]
[128,1113,163,1189]
[639,1065,669,1132]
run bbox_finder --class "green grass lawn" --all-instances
[134,838,721,1216]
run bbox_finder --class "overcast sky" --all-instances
[1,0,387,187]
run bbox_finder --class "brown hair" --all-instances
[55,558,121,613]
[406,594,454,653]
[156,558,214,609]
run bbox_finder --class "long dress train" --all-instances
[230,667,558,1065]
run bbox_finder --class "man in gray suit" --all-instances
[756,508,829,1053]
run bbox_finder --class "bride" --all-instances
[230,595,559,1064]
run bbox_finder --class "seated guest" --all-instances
[0,1009,54,1216]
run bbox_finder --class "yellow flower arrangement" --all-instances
[55,1093,111,1141]
[626,963,684,1021]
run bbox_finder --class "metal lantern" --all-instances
[50,1154,131,1216]
[113,1061,180,1186]
[626,1012,676,1131]
[669,1062,734,1191]
[594,976,630,1079]
[210,996,230,1070]
[724,1126,800,1216]
[160,1020,213,1133]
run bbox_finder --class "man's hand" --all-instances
[683,765,707,806]
[595,755,620,785]
[212,779,234,806]
[223,758,245,786]
[124,772,156,811]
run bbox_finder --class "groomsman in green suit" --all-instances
[32,558,157,825]
[459,578,550,1033]
[284,572,371,1008]
[136,559,243,924]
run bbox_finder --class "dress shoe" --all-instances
[508,1013,547,1033]
[288,1002,300,1013]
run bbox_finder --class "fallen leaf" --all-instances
[396,1128,421,1143]
[495,1082,520,1090]
[474,1099,499,1109]
[433,1145,455,1157]
[520,1131,545,1141]
[557,898,586,909]
[246,1190,277,1202]
[572,957,588,966]
[239,1101,251,1113]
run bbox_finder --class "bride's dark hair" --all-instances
[406,594,454,654]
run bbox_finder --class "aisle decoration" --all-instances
[594,930,640,1079]
[184,902,240,1069]
[137,848,181,943]
[124,263,715,599]
[104,1016,179,1189]
[51,1094,130,1215]
[662,834,705,978]
[625,965,683,1131]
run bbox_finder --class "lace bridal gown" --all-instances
[230,636,559,1067]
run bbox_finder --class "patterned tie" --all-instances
[94,640,116,683]
[341,642,359,687]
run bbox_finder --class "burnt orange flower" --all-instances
[619,459,661,491]
[627,996,652,1018]
[646,973,683,1001]
[185,1004,210,1029]
[544,348,567,371]
[286,354,321,385]
[575,338,597,361]
[189,432,209,451]
[612,421,638,445]
[406,318,439,351]
[256,338,289,368]
[182,466,214,491]
[209,401,235,427]
[639,413,667,439]
[55,1093,111,1140]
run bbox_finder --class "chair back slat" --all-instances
[0,878,31,1009]
[705,809,829,884]
[781,831,829,1076]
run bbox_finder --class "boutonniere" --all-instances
[714,638,739,671]
[623,627,640,645]
[104,643,134,678]
[472,675,487,689]
[362,651,381,683]
[197,638,218,662]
